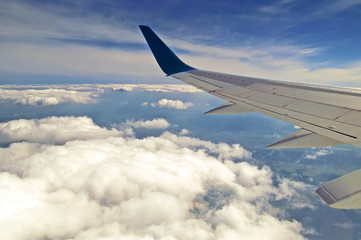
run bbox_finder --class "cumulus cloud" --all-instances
[179,128,190,135]
[0,87,101,106]
[305,149,333,160]
[0,116,310,240]
[150,99,194,110]
[0,84,200,107]
[112,84,202,93]
[125,118,170,129]
[161,132,252,161]
[0,116,128,144]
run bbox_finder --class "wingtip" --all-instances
[138,24,195,75]
[265,144,276,149]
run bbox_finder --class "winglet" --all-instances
[139,25,195,75]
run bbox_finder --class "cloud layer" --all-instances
[0,87,101,106]
[0,116,309,240]
[113,84,202,93]
[0,116,126,144]
[0,84,200,106]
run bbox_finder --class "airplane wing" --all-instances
[139,25,361,209]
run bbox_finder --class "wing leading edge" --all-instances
[139,25,361,209]
[139,25,361,149]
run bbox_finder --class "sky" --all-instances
[2,0,361,239]
[1,0,361,85]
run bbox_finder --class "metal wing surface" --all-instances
[139,25,361,209]
[139,25,361,149]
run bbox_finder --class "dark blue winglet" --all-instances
[139,25,195,75]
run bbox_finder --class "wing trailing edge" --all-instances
[266,129,343,149]
[316,169,361,209]
[204,102,254,115]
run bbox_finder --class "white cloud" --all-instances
[334,221,359,229]
[0,84,201,107]
[125,118,170,129]
[150,99,194,110]
[112,84,202,93]
[264,133,281,139]
[0,87,101,106]
[0,116,310,240]
[275,178,314,209]
[305,149,333,160]
[161,132,252,161]
[179,128,190,135]
[0,116,127,144]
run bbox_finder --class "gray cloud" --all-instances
[0,116,310,240]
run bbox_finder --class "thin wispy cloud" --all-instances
[305,149,333,160]
[259,0,295,14]
[313,0,361,16]
[0,1,142,45]
[1,1,361,86]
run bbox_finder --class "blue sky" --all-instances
[1,0,361,85]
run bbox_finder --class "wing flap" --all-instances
[316,169,361,209]
[284,100,350,120]
[337,110,361,127]
[267,129,343,149]
[220,86,258,98]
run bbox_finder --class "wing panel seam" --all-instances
[214,92,357,140]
